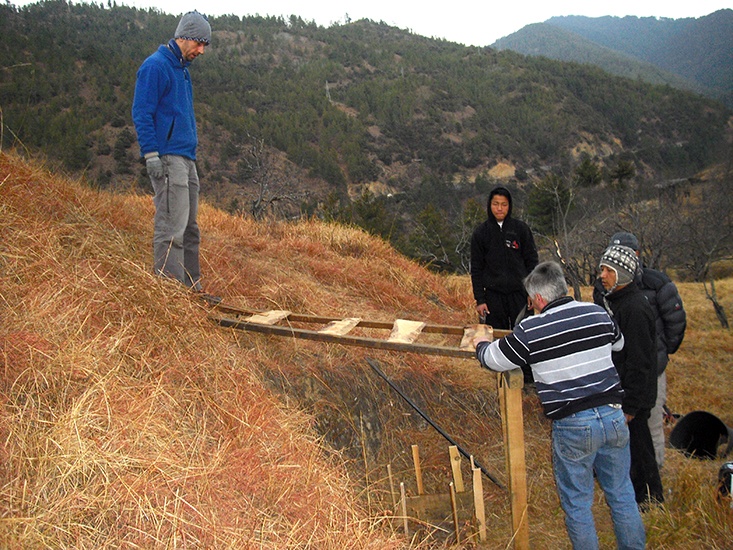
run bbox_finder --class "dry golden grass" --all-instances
[1,150,732,549]
[0,153,407,549]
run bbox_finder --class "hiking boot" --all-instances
[190,288,222,305]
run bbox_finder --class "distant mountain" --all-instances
[492,23,700,93]
[493,9,733,108]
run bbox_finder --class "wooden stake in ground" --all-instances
[400,482,409,535]
[412,444,424,495]
[449,445,465,493]
[449,482,460,544]
[387,464,397,509]
[473,464,487,541]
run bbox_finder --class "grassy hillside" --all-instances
[2,2,730,202]
[1,151,732,548]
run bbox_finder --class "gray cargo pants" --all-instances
[151,155,201,290]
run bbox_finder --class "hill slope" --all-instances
[0,151,413,548]
[2,152,733,548]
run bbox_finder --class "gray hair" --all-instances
[523,261,568,303]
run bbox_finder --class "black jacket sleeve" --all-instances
[520,223,539,273]
[655,280,686,354]
[470,228,487,305]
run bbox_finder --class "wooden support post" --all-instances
[449,482,460,545]
[400,482,409,535]
[412,444,424,495]
[449,445,465,493]
[473,465,487,541]
[500,369,529,550]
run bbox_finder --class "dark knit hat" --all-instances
[610,232,639,252]
[175,11,211,44]
[599,244,639,287]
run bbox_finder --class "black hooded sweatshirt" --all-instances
[470,186,538,303]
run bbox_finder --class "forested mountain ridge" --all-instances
[494,9,733,108]
[1,1,731,272]
[492,23,702,94]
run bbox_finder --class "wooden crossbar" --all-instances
[389,319,427,344]
[459,324,493,350]
[318,317,362,335]
[244,310,291,325]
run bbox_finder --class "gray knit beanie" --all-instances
[599,245,639,287]
[175,11,211,44]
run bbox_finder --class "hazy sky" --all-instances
[15,0,730,45]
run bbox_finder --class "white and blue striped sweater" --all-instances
[476,296,625,420]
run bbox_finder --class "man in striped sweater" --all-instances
[474,261,645,550]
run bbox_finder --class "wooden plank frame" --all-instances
[210,303,527,549]
[210,304,512,359]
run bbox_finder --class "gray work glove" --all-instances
[146,155,164,179]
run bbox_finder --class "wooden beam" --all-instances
[213,304,470,334]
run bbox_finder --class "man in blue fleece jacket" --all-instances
[474,261,645,550]
[132,11,211,293]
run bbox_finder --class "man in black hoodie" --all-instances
[470,186,538,330]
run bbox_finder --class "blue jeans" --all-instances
[552,405,646,550]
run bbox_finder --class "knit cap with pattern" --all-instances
[599,244,639,288]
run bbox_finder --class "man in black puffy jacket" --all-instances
[470,185,538,330]
[598,244,663,506]
[594,232,686,470]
